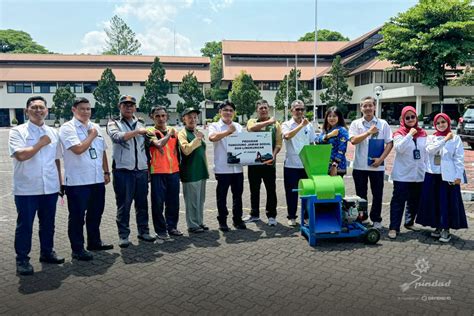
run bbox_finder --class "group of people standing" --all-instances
[9,94,468,276]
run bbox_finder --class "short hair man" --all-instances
[107,95,155,247]
[244,100,282,226]
[146,106,183,239]
[208,100,247,231]
[281,100,316,226]
[178,107,209,233]
[9,96,65,275]
[59,97,113,261]
[349,96,393,229]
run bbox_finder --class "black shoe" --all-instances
[200,224,209,231]
[188,227,205,234]
[16,261,34,276]
[87,243,114,251]
[168,228,184,236]
[72,250,93,261]
[219,224,230,232]
[39,251,65,264]
[233,222,247,230]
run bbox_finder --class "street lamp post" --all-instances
[374,85,383,118]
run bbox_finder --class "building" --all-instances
[221,27,472,122]
[0,54,211,127]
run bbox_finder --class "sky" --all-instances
[0,0,419,56]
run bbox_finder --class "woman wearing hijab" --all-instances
[388,106,427,239]
[416,113,468,243]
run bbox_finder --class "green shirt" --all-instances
[178,128,209,182]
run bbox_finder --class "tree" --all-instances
[376,0,474,112]
[0,29,49,53]
[103,15,141,55]
[52,86,76,121]
[139,57,171,115]
[449,65,474,86]
[229,71,261,120]
[200,41,222,58]
[274,68,313,112]
[93,68,120,119]
[299,29,349,41]
[176,72,205,114]
[320,55,353,115]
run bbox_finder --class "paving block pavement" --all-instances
[0,127,473,315]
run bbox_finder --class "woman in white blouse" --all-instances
[416,113,468,242]
[388,106,427,239]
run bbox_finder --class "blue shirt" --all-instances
[317,126,349,173]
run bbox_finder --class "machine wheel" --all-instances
[364,228,381,244]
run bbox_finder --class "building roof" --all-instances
[349,59,408,75]
[222,40,348,56]
[334,26,383,55]
[0,54,211,83]
[222,61,332,82]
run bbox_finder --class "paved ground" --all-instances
[0,127,473,315]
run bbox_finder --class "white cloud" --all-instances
[114,0,194,25]
[203,18,212,24]
[78,31,107,54]
[137,27,198,56]
[209,0,233,13]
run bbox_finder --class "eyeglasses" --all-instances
[405,115,416,121]
[294,108,305,112]
[221,108,234,113]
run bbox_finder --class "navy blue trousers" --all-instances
[14,193,58,262]
[65,183,105,252]
[352,169,384,223]
[389,181,422,231]
[284,167,307,220]
[215,173,244,225]
[113,169,150,238]
[150,172,180,234]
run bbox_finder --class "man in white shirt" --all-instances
[281,100,316,226]
[9,96,65,275]
[349,96,393,229]
[208,100,247,232]
[59,97,112,261]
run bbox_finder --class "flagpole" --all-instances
[313,0,318,124]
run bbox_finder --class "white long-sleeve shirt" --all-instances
[391,134,427,182]
[425,134,465,183]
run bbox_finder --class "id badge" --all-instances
[89,147,97,159]
[413,149,421,160]
[434,154,441,165]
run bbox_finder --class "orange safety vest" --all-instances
[149,128,179,174]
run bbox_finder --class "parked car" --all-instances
[423,109,460,127]
[457,105,474,149]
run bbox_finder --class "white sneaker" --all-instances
[243,215,261,223]
[288,219,297,227]
[373,222,383,229]
[431,229,441,238]
[267,217,277,226]
[404,224,420,231]
[439,229,451,243]
[388,230,397,239]
[118,237,130,248]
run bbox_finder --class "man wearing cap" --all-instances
[107,95,156,248]
[59,97,113,261]
[9,96,65,275]
[178,107,209,234]
[146,106,182,239]
[244,99,282,226]
[209,100,247,232]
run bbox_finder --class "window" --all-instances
[170,84,179,94]
[374,71,383,83]
[73,83,83,93]
[118,82,133,86]
[268,82,279,91]
[7,82,32,93]
[83,83,98,93]
[355,73,372,86]
[33,82,57,93]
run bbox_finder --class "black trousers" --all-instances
[284,167,307,219]
[352,169,384,223]
[389,181,422,231]
[248,165,277,219]
[215,173,244,225]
